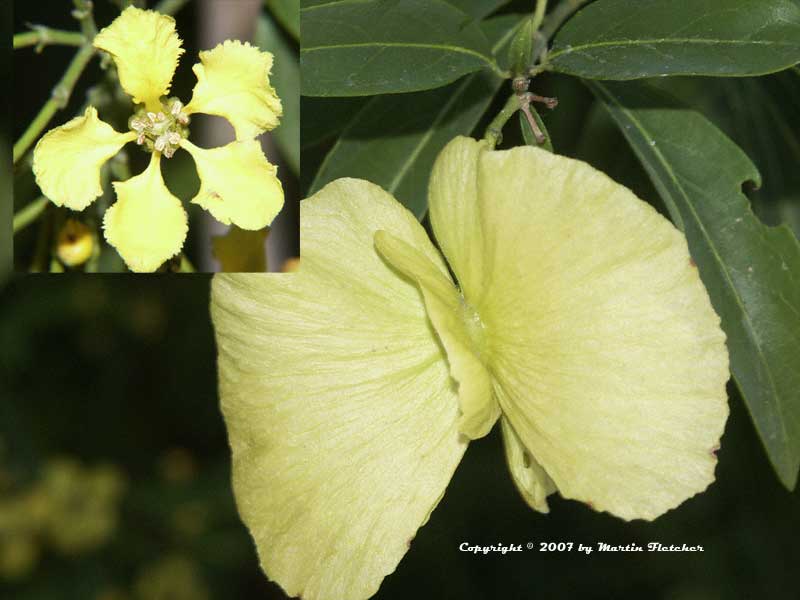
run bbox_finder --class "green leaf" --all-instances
[255,15,299,175]
[590,80,800,490]
[300,97,368,149]
[519,104,553,152]
[301,0,498,96]
[265,0,299,40]
[309,14,523,217]
[713,75,800,239]
[508,14,535,76]
[448,0,511,19]
[550,0,800,80]
[648,72,800,238]
[301,0,510,19]
[730,74,800,238]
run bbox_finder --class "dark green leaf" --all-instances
[590,80,800,489]
[300,97,368,149]
[448,0,511,20]
[519,104,553,152]
[255,15,299,175]
[508,15,535,76]
[302,0,510,19]
[649,72,800,238]
[712,75,800,238]
[551,0,800,80]
[708,75,800,239]
[301,0,498,96]
[265,0,299,40]
[309,14,523,216]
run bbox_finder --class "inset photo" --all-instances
[12,0,298,273]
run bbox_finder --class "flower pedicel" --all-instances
[32,7,284,272]
[211,137,730,600]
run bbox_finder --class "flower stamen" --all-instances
[129,97,190,158]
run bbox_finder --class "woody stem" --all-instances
[483,93,522,148]
[13,44,96,163]
[154,0,191,15]
[531,0,549,34]
[531,0,591,72]
[520,102,545,143]
[13,196,50,234]
[72,0,98,40]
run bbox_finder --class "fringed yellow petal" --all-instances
[93,6,184,110]
[184,40,282,140]
[430,137,729,520]
[32,107,135,211]
[211,179,466,600]
[103,152,188,272]
[181,139,283,230]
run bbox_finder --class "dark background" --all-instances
[2,0,799,599]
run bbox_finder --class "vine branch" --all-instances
[13,44,96,163]
[531,0,549,36]
[154,0,191,15]
[531,0,591,72]
[13,197,50,234]
[14,28,86,51]
[72,0,98,40]
[484,94,523,148]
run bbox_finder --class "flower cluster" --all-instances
[33,7,284,272]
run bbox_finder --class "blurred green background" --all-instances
[1,277,798,600]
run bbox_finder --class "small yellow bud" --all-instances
[56,219,94,267]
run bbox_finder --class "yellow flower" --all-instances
[211,137,729,600]
[32,6,284,272]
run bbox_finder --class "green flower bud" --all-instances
[508,15,536,77]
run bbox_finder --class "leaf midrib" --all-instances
[385,22,521,197]
[301,0,377,12]
[386,76,474,197]
[302,41,494,66]
[551,37,799,61]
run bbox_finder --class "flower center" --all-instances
[129,97,190,159]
